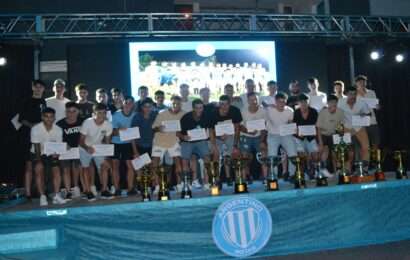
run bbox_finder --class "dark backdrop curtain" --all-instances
[0,44,34,184]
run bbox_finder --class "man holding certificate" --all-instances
[179,99,217,190]
[111,96,137,196]
[79,103,114,201]
[265,92,297,181]
[212,95,242,185]
[30,107,66,206]
[240,92,268,182]
[152,95,185,192]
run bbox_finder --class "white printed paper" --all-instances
[215,123,235,136]
[187,128,208,141]
[92,144,114,157]
[298,125,317,136]
[361,98,379,109]
[131,153,151,170]
[44,142,67,155]
[59,148,80,160]
[162,120,181,132]
[332,133,352,144]
[279,123,297,136]
[352,116,371,127]
[119,127,140,141]
[246,119,266,132]
[11,114,22,130]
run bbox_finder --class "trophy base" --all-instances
[396,171,408,179]
[266,179,279,191]
[374,171,385,181]
[351,175,375,184]
[142,193,151,202]
[316,177,328,187]
[234,183,248,194]
[158,191,170,201]
[338,174,351,185]
[210,186,220,196]
[294,179,306,189]
[181,190,192,199]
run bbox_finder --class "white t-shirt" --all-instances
[240,92,260,109]
[337,98,371,131]
[181,100,193,112]
[260,95,276,107]
[30,123,63,154]
[46,97,70,121]
[265,106,294,135]
[357,89,378,125]
[308,91,327,111]
[241,106,266,137]
[80,118,113,146]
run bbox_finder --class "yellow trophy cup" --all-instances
[205,161,221,196]
[334,123,351,185]
[394,150,408,179]
[155,166,171,201]
[140,165,152,202]
[232,156,251,194]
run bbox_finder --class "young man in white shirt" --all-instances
[261,80,277,108]
[307,77,327,112]
[46,79,70,122]
[265,92,297,180]
[180,83,193,112]
[240,79,260,109]
[79,103,114,201]
[333,80,346,99]
[30,107,66,206]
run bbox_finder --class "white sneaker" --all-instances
[90,185,98,196]
[203,183,210,191]
[321,168,333,178]
[153,185,160,195]
[40,195,48,207]
[110,185,116,195]
[53,193,67,205]
[72,186,81,198]
[176,183,184,193]
[192,179,202,189]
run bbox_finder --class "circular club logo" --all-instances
[212,196,272,258]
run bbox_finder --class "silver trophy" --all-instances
[256,153,282,191]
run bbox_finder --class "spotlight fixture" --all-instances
[195,43,215,57]
[370,50,381,60]
[0,57,6,66]
[395,53,405,63]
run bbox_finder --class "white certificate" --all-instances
[279,123,297,136]
[246,119,266,132]
[361,98,379,109]
[332,133,352,144]
[44,142,67,155]
[92,144,114,157]
[131,153,151,170]
[187,128,208,141]
[11,114,22,130]
[310,96,326,111]
[352,116,371,127]
[119,127,140,141]
[215,123,235,136]
[298,125,316,136]
[162,120,181,132]
[59,148,80,160]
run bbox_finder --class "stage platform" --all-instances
[1,173,410,259]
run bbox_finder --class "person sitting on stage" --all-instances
[46,79,70,122]
[224,83,242,109]
[56,102,83,200]
[333,80,346,99]
[338,86,372,172]
[154,90,168,111]
[152,95,185,192]
[178,99,217,190]
[265,92,297,181]
[79,103,114,201]
[240,92,268,183]
[110,88,124,112]
[307,77,327,112]
[317,94,345,174]
[212,95,242,186]
[135,86,149,113]
[75,83,94,120]
[293,93,321,179]
[261,80,278,108]
[111,96,137,196]
[30,107,66,206]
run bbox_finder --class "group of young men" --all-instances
[19,75,380,206]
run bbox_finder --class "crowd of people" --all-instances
[18,75,380,206]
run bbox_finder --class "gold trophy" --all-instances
[180,171,192,199]
[291,156,306,189]
[140,165,152,202]
[371,148,385,181]
[315,161,328,187]
[394,150,408,179]
[256,153,281,191]
[156,166,171,201]
[232,156,250,194]
[205,161,220,196]
[334,124,351,185]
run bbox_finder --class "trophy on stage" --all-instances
[232,156,251,194]
[315,161,328,187]
[156,166,171,201]
[334,124,351,185]
[290,156,306,189]
[394,150,408,179]
[205,161,220,196]
[370,148,385,181]
[140,165,152,202]
[256,153,281,191]
[180,171,192,199]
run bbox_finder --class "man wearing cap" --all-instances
[46,79,70,121]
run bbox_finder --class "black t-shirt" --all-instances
[293,107,318,141]
[211,106,242,127]
[77,101,94,120]
[287,95,299,110]
[180,111,213,139]
[204,102,217,116]
[108,102,119,114]
[57,118,83,147]
[19,97,47,132]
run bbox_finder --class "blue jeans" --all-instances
[267,134,297,175]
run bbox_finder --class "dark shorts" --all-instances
[30,153,60,168]
[366,125,380,146]
[321,135,334,147]
[113,143,134,161]
[137,146,152,157]
[60,159,81,169]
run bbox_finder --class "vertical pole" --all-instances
[349,45,355,85]
[34,16,43,79]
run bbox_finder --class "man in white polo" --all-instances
[46,79,70,121]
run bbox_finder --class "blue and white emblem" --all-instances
[212,196,272,258]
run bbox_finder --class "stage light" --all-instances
[0,57,6,66]
[370,50,381,60]
[195,43,215,57]
[395,53,405,63]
